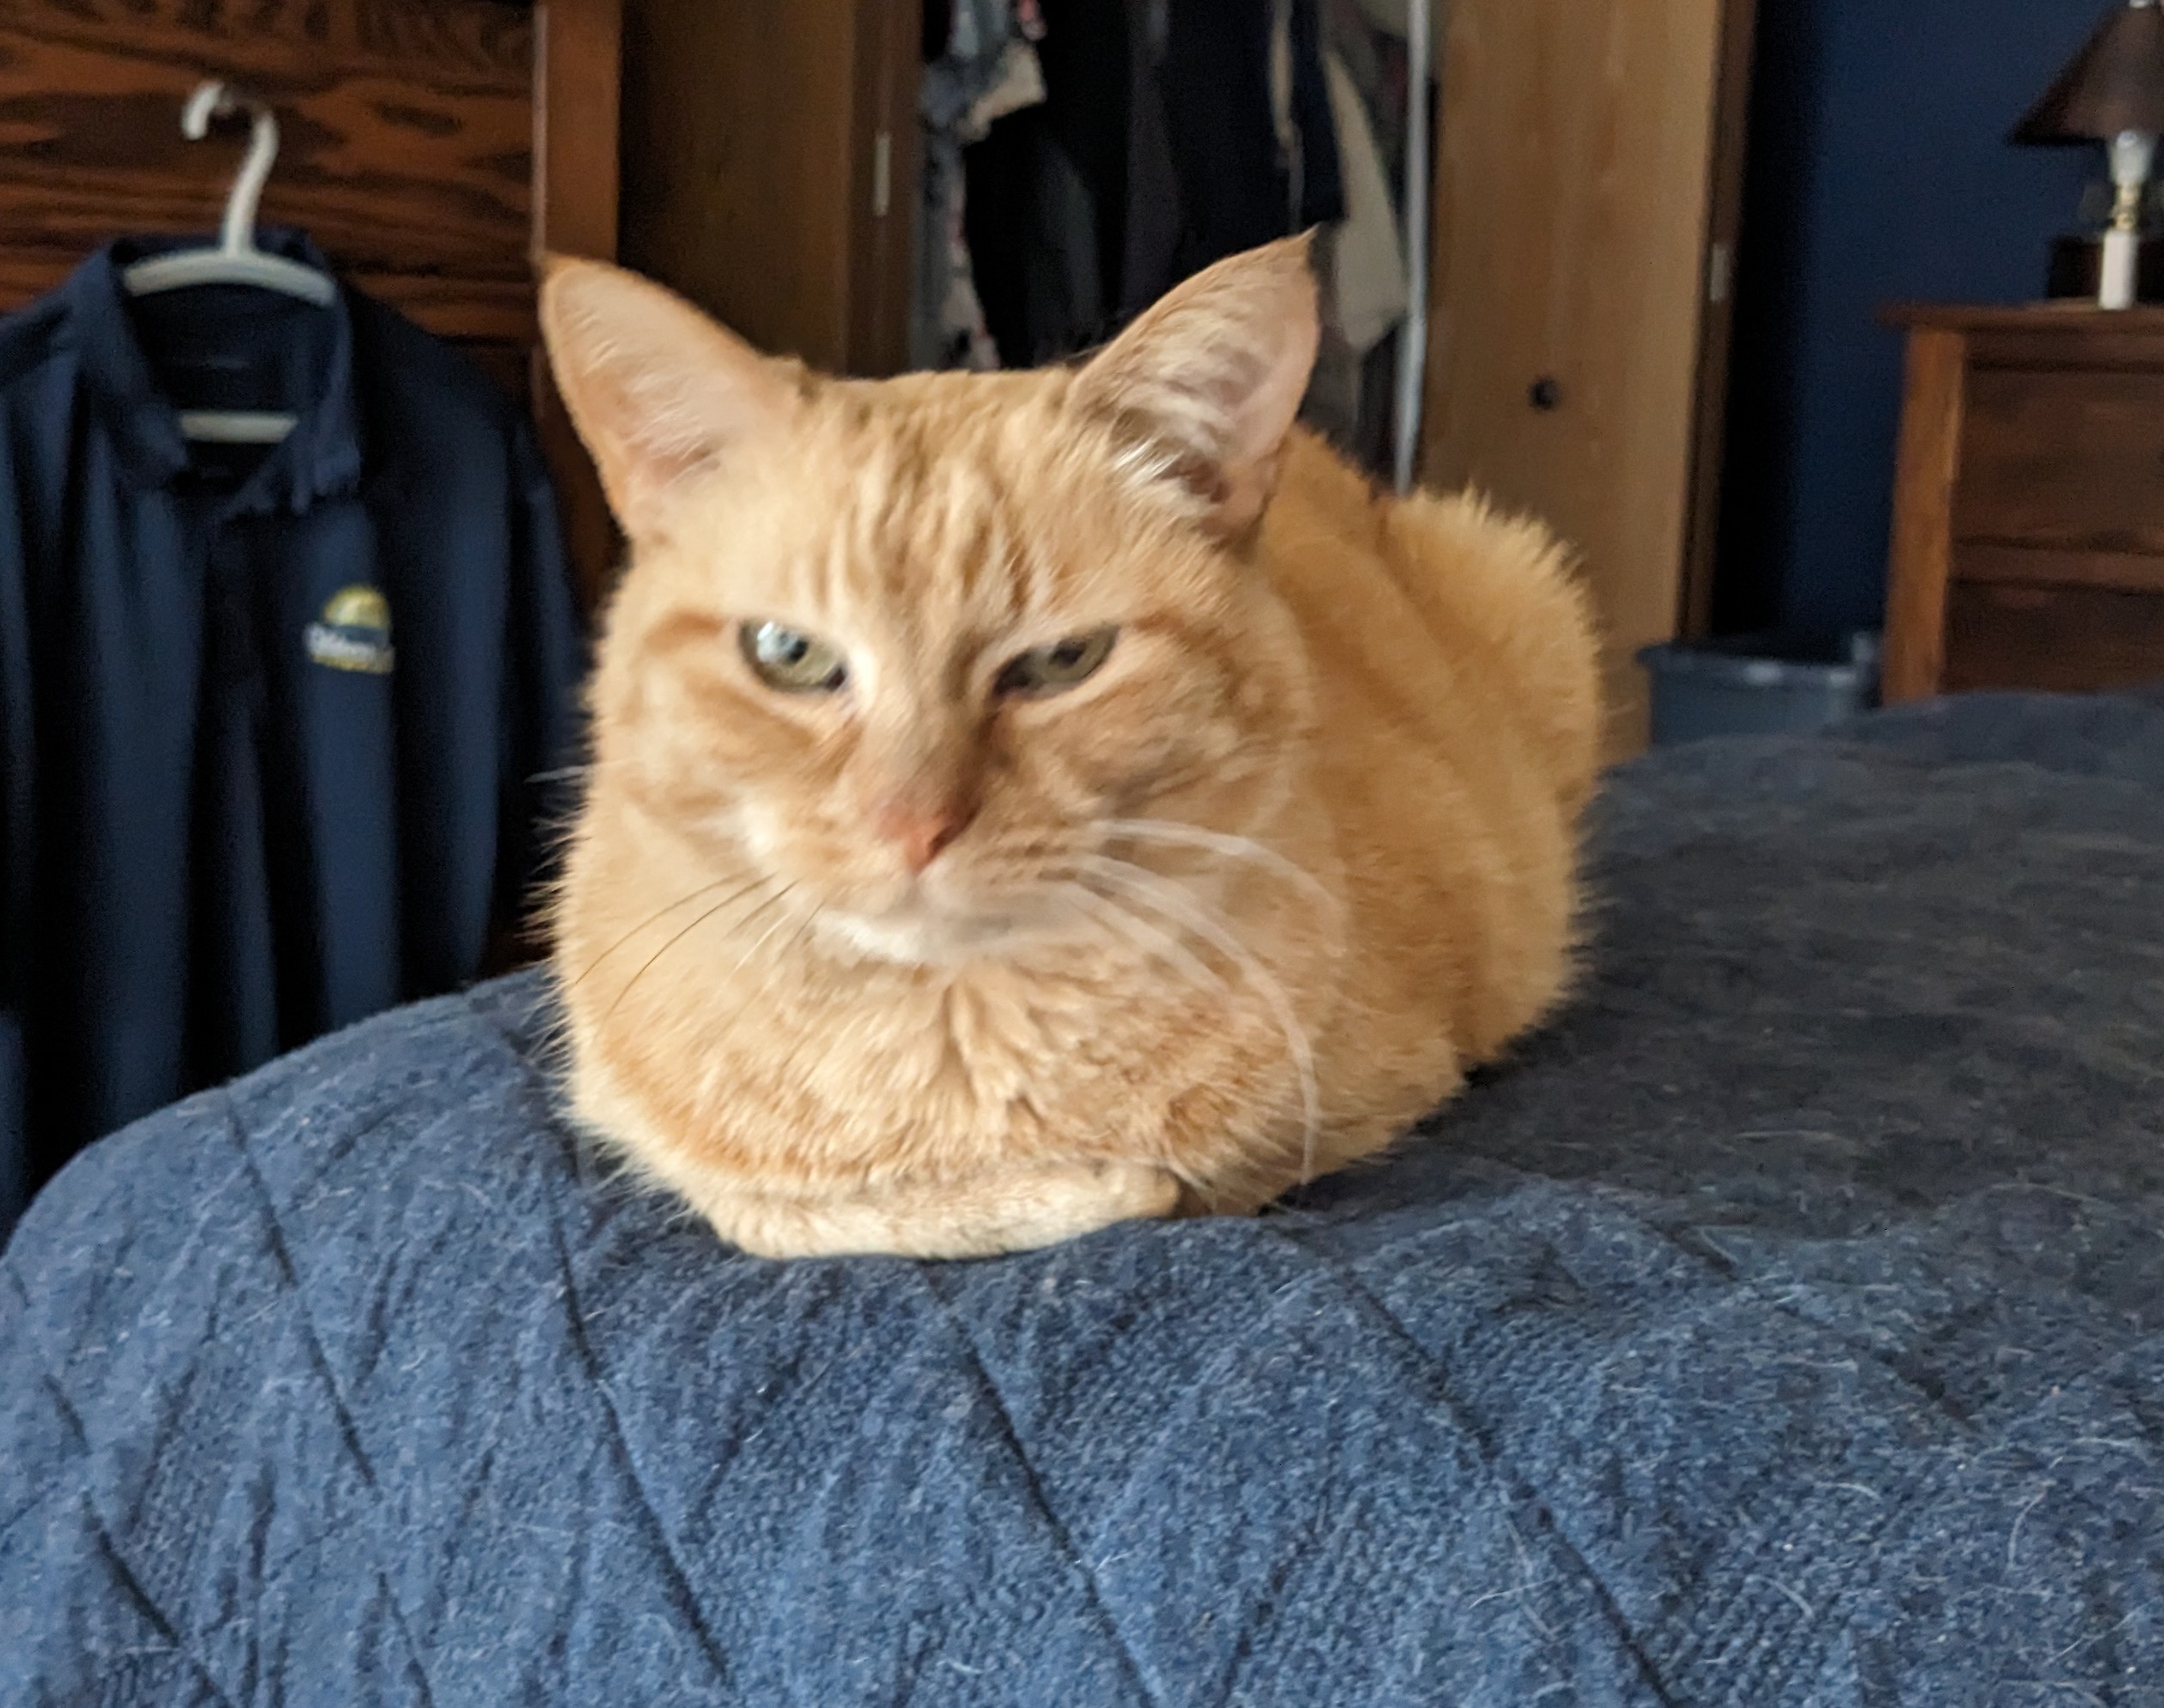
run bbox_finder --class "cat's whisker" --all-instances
[1100,817,1345,930]
[1050,880,1228,996]
[776,901,827,964]
[603,877,791,1020]
[567,873,776,993]
[1081,855,1322,1186]
[725,882,809,981]
[1185,1174,1226,1215]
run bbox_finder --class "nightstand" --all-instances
[1881,304,2164,702]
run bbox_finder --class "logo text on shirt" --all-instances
[306,584,395,675]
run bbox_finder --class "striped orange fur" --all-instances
[539,238,1602,1258]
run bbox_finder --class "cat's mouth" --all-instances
[820,879,1077,967]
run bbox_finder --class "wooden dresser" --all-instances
[1882,304,2164,702]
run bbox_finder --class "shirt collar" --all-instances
[67,231,364,515]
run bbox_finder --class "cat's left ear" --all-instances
[539,256,803,546]
[1070,233,1320,536]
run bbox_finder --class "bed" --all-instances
[4,689,2162,1705]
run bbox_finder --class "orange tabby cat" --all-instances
[539,236,1600,1260]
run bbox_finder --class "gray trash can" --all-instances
[1637,631,1882,747]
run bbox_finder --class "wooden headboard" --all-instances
[0,0,621,603]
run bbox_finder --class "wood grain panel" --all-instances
[1881,328,1967,703]
[533,0,619,261]
[842,0,920,376]
[1957,542,2164,597]
[1886,306,2164,372]
[0,0,626,609]
[0,251,541,340]
[618,0,919,376]
[1943,581,2164,695]
[6,0,534,79]
[1888,301,2164,336]
[0,0,536,303]
[533,0,622,610]
[1420,0,1734,757]
[620,0,856,368]
[1970,329,2164,373]
[1953,367,2164,554]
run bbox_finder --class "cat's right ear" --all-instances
[539,257,803,545]
[1069,233,1320,537]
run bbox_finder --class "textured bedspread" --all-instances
[4,691,2163,1706]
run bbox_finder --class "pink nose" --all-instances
[870,796,977,874]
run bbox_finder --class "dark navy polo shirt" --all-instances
[0,236,585,1233]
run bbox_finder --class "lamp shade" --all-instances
[2014,0,2164,144]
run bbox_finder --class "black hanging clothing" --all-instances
[967,0,1344,367]
[966,0,1166,366]
[1159,0,1345,273]
[0,234,583,1233]
[966,104,1109,368]
[1112,2,1185,322]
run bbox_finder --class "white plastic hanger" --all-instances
[123,81,336,446]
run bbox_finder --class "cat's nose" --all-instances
[870,794,978,874]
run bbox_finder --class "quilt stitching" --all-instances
[917,1263,1169,1708]
[222,1099,446,1708]
[0,1264,58,1544]
[1197,1510,1330,1705]
[1265,1226,1685,1708]
[3,1281,241,1708]
[544,1211,740,1693]
[79,1488,243,1708]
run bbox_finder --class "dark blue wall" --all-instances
[1717,0,2107,637]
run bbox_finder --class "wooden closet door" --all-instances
[1420,0,1753,754]
[617,0,921,376]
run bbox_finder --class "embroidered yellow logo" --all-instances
[306,584,395,675]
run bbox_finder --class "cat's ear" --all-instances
[539,257,803,544]
[1070,233,1320,536]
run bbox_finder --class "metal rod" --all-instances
[1392,0,1433,493]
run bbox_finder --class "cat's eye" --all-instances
[994,628,1118,699]
[740,621,848,693]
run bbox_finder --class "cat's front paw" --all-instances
[981,1160,1180,1254]
[690,1159,1179,1259]
[1096,1160,1183,1221]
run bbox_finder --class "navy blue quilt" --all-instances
[4,692,2163,1706]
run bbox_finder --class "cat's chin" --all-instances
[819,895,1081,969]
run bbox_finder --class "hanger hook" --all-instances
[177,79,282,258]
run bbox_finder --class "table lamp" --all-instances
[2015,0,2164,309]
